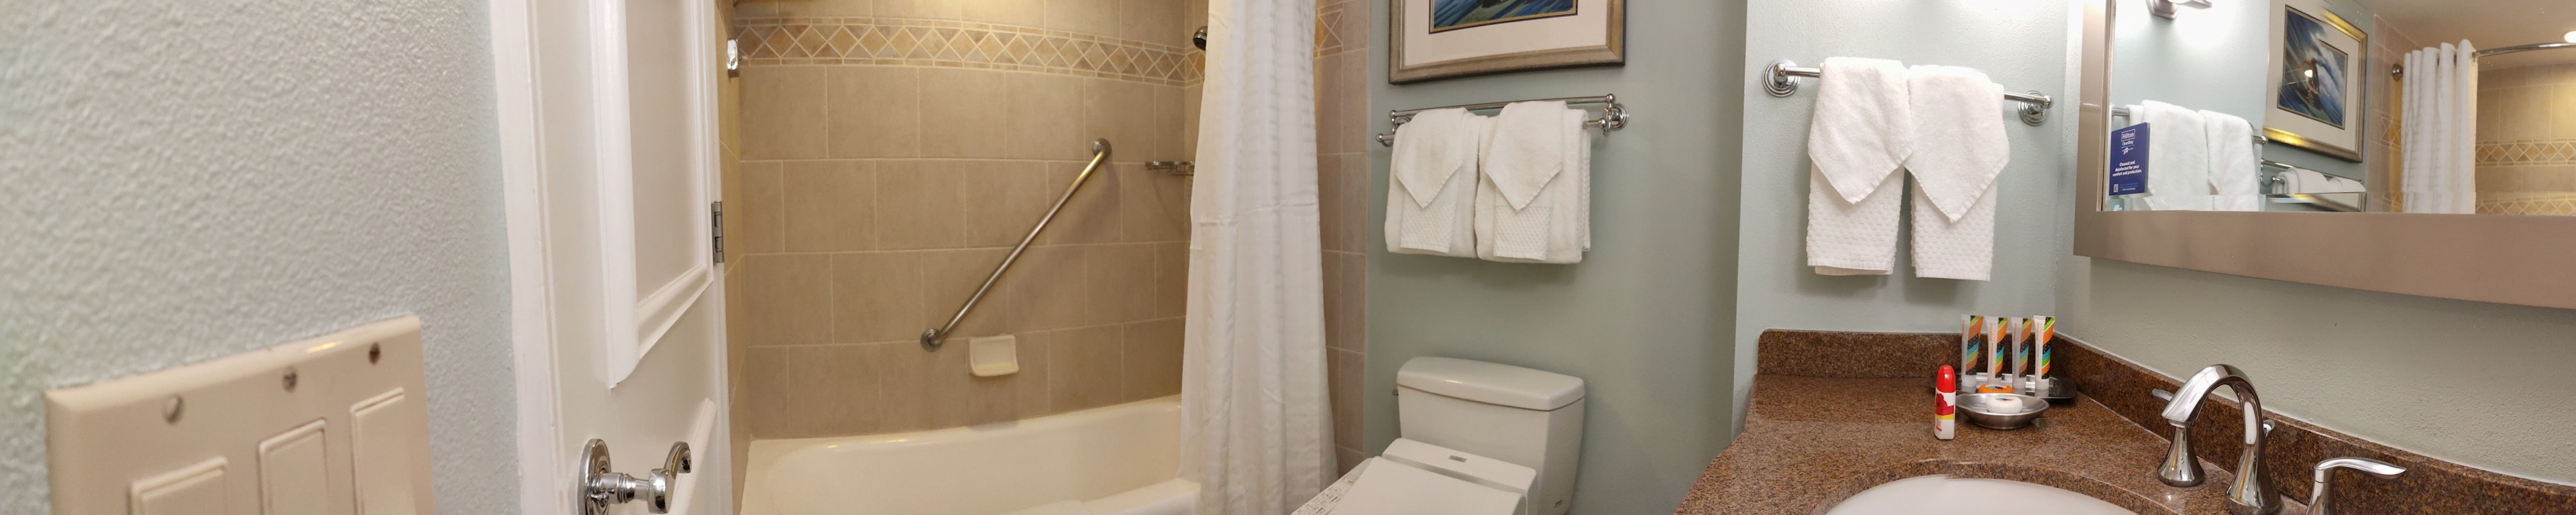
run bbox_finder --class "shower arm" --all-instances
[921,139,1112,351]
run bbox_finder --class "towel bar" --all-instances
[1374,94,1628,147]
[1766,59,2052,126]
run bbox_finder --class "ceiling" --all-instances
[2370,0,2576,68]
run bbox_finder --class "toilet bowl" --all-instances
[1299,357,1586,515]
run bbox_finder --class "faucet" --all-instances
[2155,364,2279,515]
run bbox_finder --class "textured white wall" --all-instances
[0,1,516,513]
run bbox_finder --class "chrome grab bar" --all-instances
[920,139,1112,351]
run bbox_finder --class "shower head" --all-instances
[1193,26,1208,50]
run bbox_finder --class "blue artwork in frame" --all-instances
[1430,0,1578,34]
[2277,7,2349,129]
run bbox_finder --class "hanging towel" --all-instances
[2201,109,2261,211]
[1485,101,1570,209]
[1805,57,1911,276]
[2132,101,2211,211]
[1384,108,1482,256]
[1474,107,1590,264]
[1903,65,2007,281]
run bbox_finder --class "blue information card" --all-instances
[2108,123,2149,196]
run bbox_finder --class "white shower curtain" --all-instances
[1178,0,1333,513]
[2400,41,2478,213]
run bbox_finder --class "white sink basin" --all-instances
[1823,475,2136,515]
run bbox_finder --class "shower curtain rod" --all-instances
[2389,42,2576,77]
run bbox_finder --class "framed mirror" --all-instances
[2074,0,2576,309]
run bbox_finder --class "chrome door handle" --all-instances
[581,439,693,514]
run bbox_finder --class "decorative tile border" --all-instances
[734,17,1203,86]
[2476,192,2576,216]
[2476,139,2576,166]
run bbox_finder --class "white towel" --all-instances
[2132,101,2211,211]
[1903,65,2007,281]
[1385,109,1483,256]
[1806,57,1911,275]
[1475,108,1590,264]
[2202,109,2261,211]
[1485,101,1570,210]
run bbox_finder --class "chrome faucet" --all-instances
[2155,364,2280,515]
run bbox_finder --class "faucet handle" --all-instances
[2308,457,2406,515]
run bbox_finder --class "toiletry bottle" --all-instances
[1958,315,1982,390]
[2031,316,2056,394]
[2009,317,2030,387]
[1936,365,1957,440]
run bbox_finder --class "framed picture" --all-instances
[1389,0,1625,84]
[2263,0,2367,162]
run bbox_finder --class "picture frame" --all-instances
[1389,0,1625,84]
[2262,0,2367,162]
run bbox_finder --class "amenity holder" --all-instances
[1373,94,1630,147]
[1765,60,2055,126]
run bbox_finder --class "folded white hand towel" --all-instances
[1903,66,2007,222]
[1385,110,1485,256]
[2325,176,2365,194]
[1809,57,1913,204]
[1912,177,1998,281]
[2200,109,2261,211]
[1475,108,1590,264]
[1808,166,1903,275]
[2133,101,2210,211]
[1485,101,1570,210]
[2282,168,2325,194]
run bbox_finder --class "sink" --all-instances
[1823,475,2136,515]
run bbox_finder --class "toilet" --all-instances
[1303,357,1585,515]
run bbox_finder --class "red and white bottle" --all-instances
[1935,365,1957,440]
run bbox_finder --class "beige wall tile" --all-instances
[1046,325,1126,411]
[1147,84,1188,162]
[921,247,1016,338]
[1314,52,1348,156]
[833,252,928,343]
[2552,83,2576,139]
[1335,251,1364,352]
[1154,242,1187,319]
[1337,153,1368,251]
[783,160,878,252]
[1322,250,1347,351]
[872,0,961,19]
[920,69,1013,158]
[1011,333,1055,418]
[1119,0,1188,48]
[1085,78,1163,161]
[875,160,967,249]
[964,161,1055,247]
[734,160,786,253]
[741,253,834,347]
[1335,51,1370,152]
[1316,154,1350,253]
[963,0,1047,28]
[741,0,873,18]
[1046,0,1122,38]
[1006,73,1091,160]
[897,339,1024,428]
[786,343,888,437]
[829,66,922,158]
[1121,318,1184,400]
[1336,447,1362,476]
[1330,348,1363,459]
[742,66,830,160]
[1087,243,1159,325]
[1005,245,1088,331]
[1118,164,1189,242]
[869,342,941,433]
[745,346,795,439]
[1035,161,1124,245]
[1181,84,1203,158]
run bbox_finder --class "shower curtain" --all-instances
[1177,0,1332,513]
[2400,41,2478,213]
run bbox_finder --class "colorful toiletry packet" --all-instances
[1957,314,2055,394]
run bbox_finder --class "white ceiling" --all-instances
[2370,0,2576,68]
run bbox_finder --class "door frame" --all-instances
[488,0,731,512]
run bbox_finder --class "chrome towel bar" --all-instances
[1766,59,2053,126]
[2110,106,2270,145]
[921,139,1111,351]
[1373,94,1629,147]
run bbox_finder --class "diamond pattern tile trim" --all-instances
[736,17,1205,87]
[2475,139,2576,166]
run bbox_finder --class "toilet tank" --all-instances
[1395,357,1586,515]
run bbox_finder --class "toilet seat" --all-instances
[1298,439,1537,515]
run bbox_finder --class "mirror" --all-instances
[2104,0,2576,215]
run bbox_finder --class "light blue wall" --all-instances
[1732,0,2075,427]
[2110,0,2373,179]
[0,1,519,513]
[1362,1,1748,514]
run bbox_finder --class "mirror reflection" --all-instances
[2109,0,2576,214]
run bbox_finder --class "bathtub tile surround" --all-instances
[726,0,1203,441]
[1737,330,2576,513]
[1314,0,1373,474]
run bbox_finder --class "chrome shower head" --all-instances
[1193,26,1207,50]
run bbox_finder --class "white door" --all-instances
[493,0,731,514]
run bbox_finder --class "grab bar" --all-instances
[921,139,1112,351]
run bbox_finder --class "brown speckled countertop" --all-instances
[1674,374,2300,515]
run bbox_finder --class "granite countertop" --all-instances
[1674,375,2305,515]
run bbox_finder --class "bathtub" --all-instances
[741,396,1197,515]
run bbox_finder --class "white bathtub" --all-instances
[741,396,1197,515]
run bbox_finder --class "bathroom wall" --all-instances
[1731,0,2072,428]
[0,1,517,512]
[2365,13,2420,209]
[2472,62,2576,215]
[1313,0,1374,473]
[1363,2,1748,514]
[724,0,1203,439]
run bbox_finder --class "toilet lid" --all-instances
[1322,439,1535,515]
